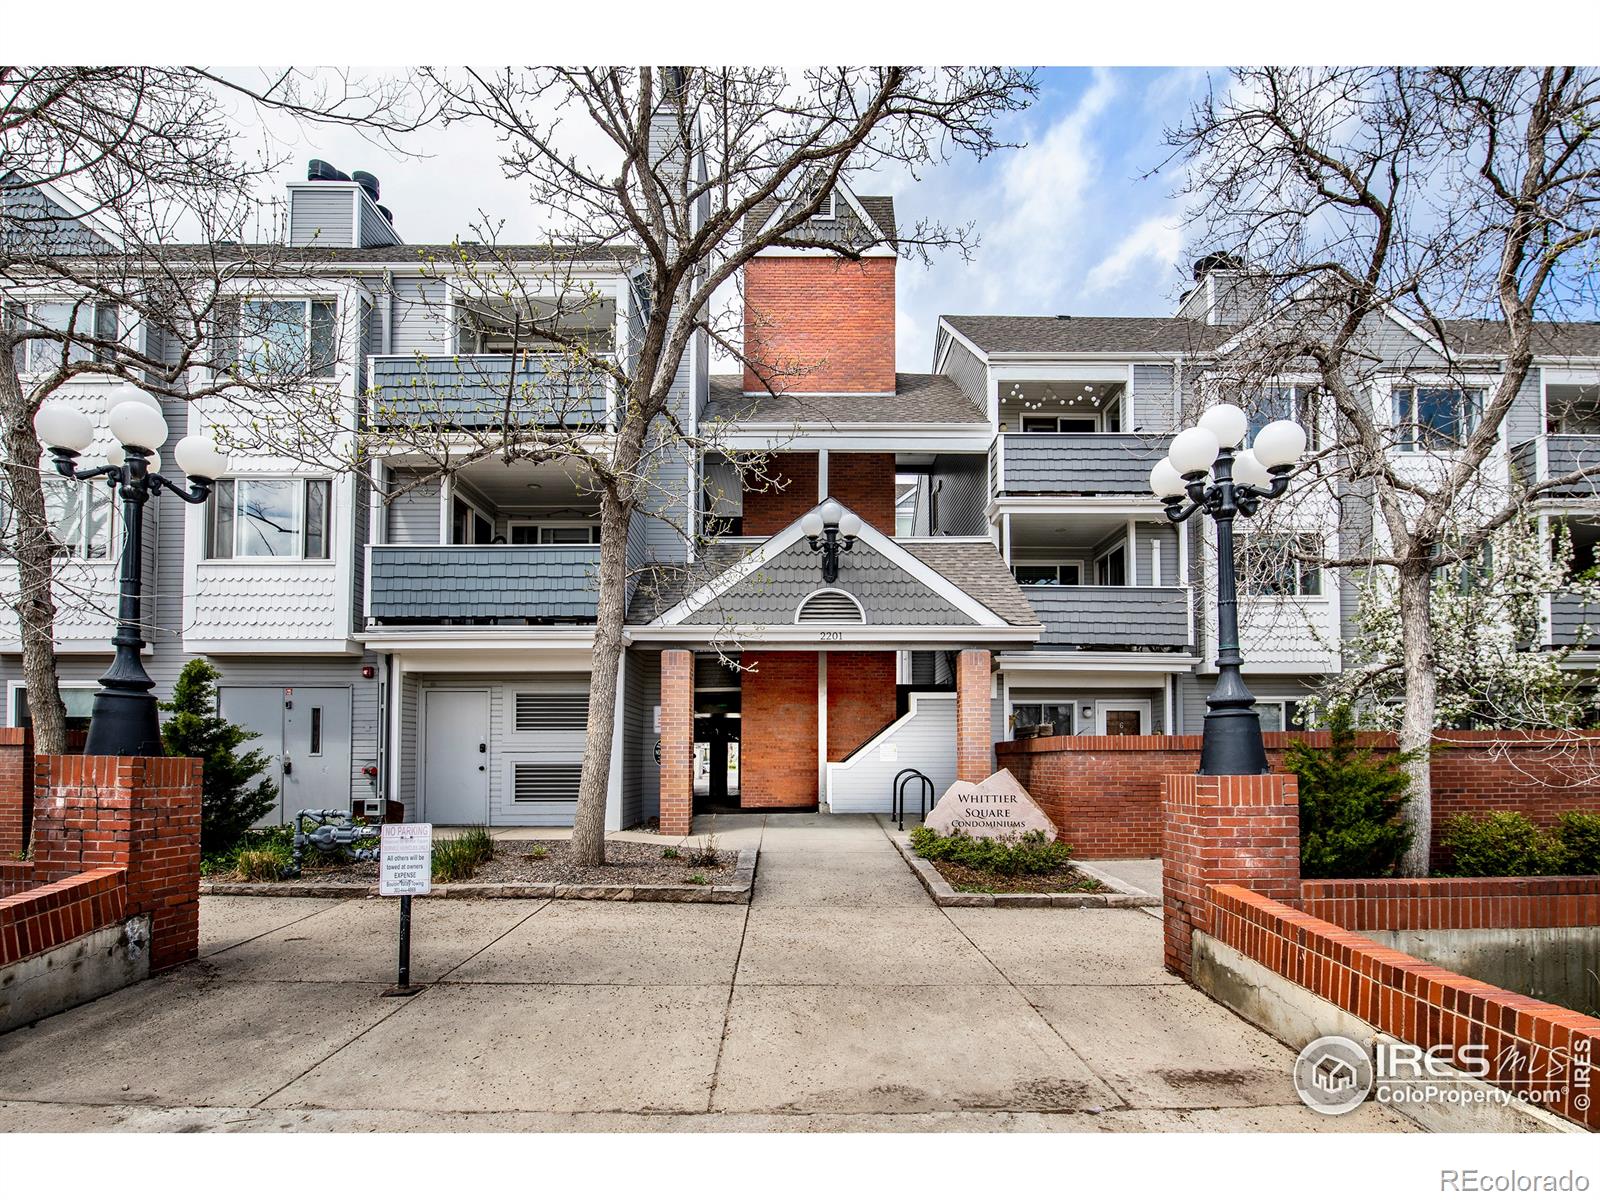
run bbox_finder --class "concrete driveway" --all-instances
[0,814,1413,1132]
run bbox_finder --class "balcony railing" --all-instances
[1510,435,1600,499]
[366,544,600,624]
[367,353,612,429]
[992,432,1171,496]
[1021,584,1192,651]
[1549,593,1600,648]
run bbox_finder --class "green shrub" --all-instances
[432,827,494,882]
[526,844,549,861]
[1553,810,1600,874]
[686,873,710,885]
[202,824,292,877]
[661,845,680,860]
[161,659,278,856]
[1285,705,1414,878]
[908,827,1073,876]
[235,847,288,882]
[1439,811,1561,877]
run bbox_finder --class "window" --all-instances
[894,474,924,537]
[208,478,332,559]
[1012,561,1083,586]
[10,300,118,372]
[1011,702,1074,736]
[1246,385,1319,447]
[223,298,337,378]
[1021,414,1098,433]
[41,476,115,559]
[1095,542,1127,587]
[509,522,600,545]
[1393,386,1482,451]
[451,497,494,545]
[1241,534,1323,597]
[308,707,323,756]
[1256,700,1306,733]
[13,684,99,732]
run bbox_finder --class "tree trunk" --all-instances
[569,485,631,868]
[0,365,67,754]
[1396,560,1436,876]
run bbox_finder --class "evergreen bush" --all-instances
[1553,810,1600,875]
[161,659,278,856]
[1285,704,1414,878]
[1439,811,1561,876]
[908,827,1073,876]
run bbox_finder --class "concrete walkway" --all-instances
[0,814,1412,1132]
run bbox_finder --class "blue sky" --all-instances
[229,67,1220,370]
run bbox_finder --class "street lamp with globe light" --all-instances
[32,384,228,755]
[1149,403,1307,775]
[801,499,862,584]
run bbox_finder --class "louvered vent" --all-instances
[514,693,589,732]
[511,762,582,804]
[795,589,865,623]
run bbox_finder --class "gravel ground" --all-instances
[262,839,740,887]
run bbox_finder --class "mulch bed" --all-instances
[925,860,1111,895]
[215,839,739,888]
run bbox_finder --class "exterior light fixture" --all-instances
[1151,404,1307,775]
[802,500,861,584]
[34,384,228,755]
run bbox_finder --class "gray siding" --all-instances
[1129,363,1178,433]
[703,541,971,626]
[1007,685,1167,735]
[1506,367,1543,447]
[1022,585,1190,650]
[289,187,355,248]
[930,454,987,536]
[356,190,400,249]
[1176,672,1321,735]
[1133,522,1178,587]
[368,545,600,622]
[1549,595,1600,647]
[368,354,609,427]
[940,336,988,410]
[385,470,441,544]
[621,647,660,828]
[1,184,114,255]
[999,433,1167,494]
[389,279,450,354]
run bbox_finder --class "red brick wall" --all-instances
[658,649,693,837]
[997,730,1600,865]
[0,866,127,968]
[743,452,818,537]
[829,453,896,536]
[1299,876,1600,931]
[1162,773,1300,980]
[742,256,896,394]
[741,652,818,808]
[0,861,36,900]
[826,652,897,762]
[1210,883,1600,1130]
[955,649,993,783]
[31,754,202,971]
[0,727,30,859]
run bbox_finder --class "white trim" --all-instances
[1006,695,1078,736]
[995,651,1202,674]
[1094,698,1152,735]
[628,625,1042,648]
[26,179,125,249]
[817,651,828,806]
[6,678,101,726]
[753,178,893,256]
[794,588,866,624]
[605,654,627,831]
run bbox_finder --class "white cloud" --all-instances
[1087,208,1185,294]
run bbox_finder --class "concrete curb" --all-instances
[883,824,1159,909]
[201,848,757,905]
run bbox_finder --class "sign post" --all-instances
[379,823,432,995]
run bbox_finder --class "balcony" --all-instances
[1549,593,1600,648]
[991,432,1170,496]
[367,353,611,430]
[1021,584,1192,651]
[1510,435,1600,499]
[366,544,599,624]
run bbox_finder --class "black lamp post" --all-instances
[1150,404,1307,775]
[801,500,862,584]
[34,386,228,756]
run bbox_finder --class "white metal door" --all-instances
[423,689,489,825]
[282,688,353,819]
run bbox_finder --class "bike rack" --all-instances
[891,768,935,832]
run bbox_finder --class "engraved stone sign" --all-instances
[924,769,1057,840]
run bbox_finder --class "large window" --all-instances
[1095,542,1127,586]
[12,684,99,733]
[222,298,337,378]
[1012,561,1083,586]
[509,522,601,545]
[1256,699,1306,733]
[43,477,115,559]
[894,474,923,537]
[1240,534,1322,596]
[1393,386,1482,452]
[1246,384,1319,447]
[208,478,332,559]
[1011,702,1074,736]
[9,300,117,372]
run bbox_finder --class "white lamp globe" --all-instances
[105,444,126,468]
[142,451,161,476]
[1168,426,1221,477]
[818,500,843,527]
[104,383,161,417]
[838,511,862,538]
[800,512,825,538]
[1232,448,1272,488]
[1197,403,1248,448]
[1252,419,1308,470]
[107,400,168,453]
[174,434,228,482]
[33,403,94,454]
[1149,458,1187,501]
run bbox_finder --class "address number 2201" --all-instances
[818,630,843,641]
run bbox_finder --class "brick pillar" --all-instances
[1161,772,1300,980]
[658,649,694,837]
[0,727,31,858]
[31,754,203,971]
[955,648,993,782]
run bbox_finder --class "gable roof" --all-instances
[942,315,1232,355]
[742,187,896,249]
[705,372,986,426]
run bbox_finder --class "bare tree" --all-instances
[354,66,1035,865]
[0,66,432,753]
[1166,67,1600,872]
